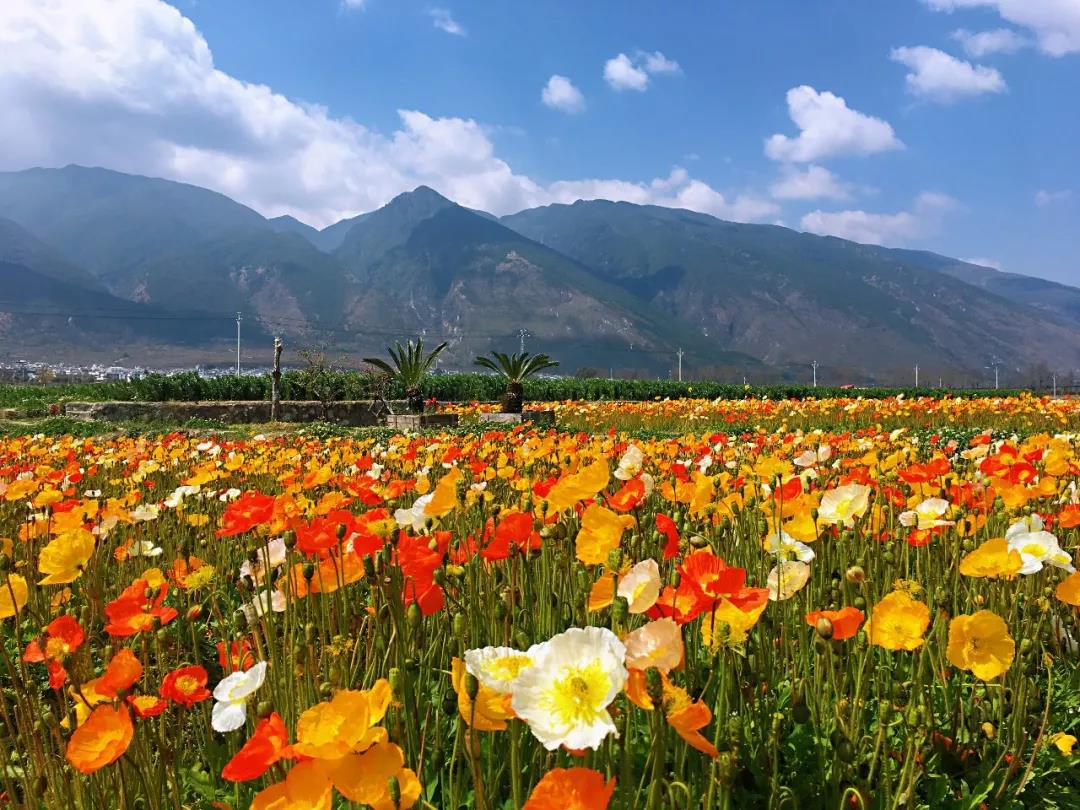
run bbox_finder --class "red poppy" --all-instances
[217,639,255,674]
[608,479,645,513]
[397,533,445,615]
[217,492,277,537]
[654,514,680,560]
[677,549,768,619]
[222,712,291,782]
[127,694,169,718]
[483,511,539,562]
[24,615,85,689]
[159,665,211,707]
[104,579,178,637]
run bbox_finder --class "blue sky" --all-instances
[1,0,1077,284]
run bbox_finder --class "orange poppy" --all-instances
[524,767,615,810]
[66,705,134,774]
[804,607,865,640]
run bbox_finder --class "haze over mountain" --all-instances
[0,164,1077,381]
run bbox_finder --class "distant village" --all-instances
[0,361,274,384]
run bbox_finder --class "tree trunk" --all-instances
[270,337,283,421]
[406,386,424,414]
[504,381,524,414]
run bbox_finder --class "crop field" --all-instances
[1,396,1079,809]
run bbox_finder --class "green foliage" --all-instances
[473,351,559,383]
[363,339,448,390]
[0,374,1027,412]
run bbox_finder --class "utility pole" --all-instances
[914,364,919,388]
[1052,373,1057,398]
[986,359,1000,390]
[811,360,819,388]
[677,348,684,383]
[518,329,530,354]
[235,312,242,377]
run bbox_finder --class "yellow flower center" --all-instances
[175,675,199,694]
[544,661,610,726]
[483,654,532,683]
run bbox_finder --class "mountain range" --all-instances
[0,164,1077,382]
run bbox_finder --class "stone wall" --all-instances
[63,400,404,426]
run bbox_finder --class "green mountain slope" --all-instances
[502,200,1080,377]
[334,189,756,372]
[0,166,269,280]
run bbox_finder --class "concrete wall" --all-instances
[63,400,403,426]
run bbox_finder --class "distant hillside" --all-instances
[0,164,1078,378]
[331,188,753,371]
[502,200,1080,377]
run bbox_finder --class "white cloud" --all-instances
[541,75,585,114]
[641,51,682,75]
[769,164,851,201]
[765,86,903,163]
[924,1,1080,56]
[429,8,465,36]
[800,192,957,246]
[603,53,650,91]
[890,46,1006,102]
[950,27,1028,56]
[342,0,365,9]
[961,256,1003,269]
[0,0,770,226]
[1035,189,1072,206]
[602,50,681,92]
[548,167,780,222]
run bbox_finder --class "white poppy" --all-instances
[617,559,661,614]
[211,661,267,732]
[512,627,627,751]
[765,531,816,563]
[463,646,534,694]
[394,493,434,533]
[614,446,644,481]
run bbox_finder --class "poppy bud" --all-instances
[442,689,457,715]
[494,599,507,621]
[606,548,622,570]
[388,775,401,807]
[793,702,811,724]
[406,603,422,628]
[256,701,273,719]
[302,562,316,581]
[452,613,467,637]
[186,605,203,621]
[612,596,629,623]
[319,681,333,697]
[389,667,403,700]
[645,668,664,705]
[464,673,480,701]
[363,555,376,579]
[844,566,865,584]
[815,617,834,640]
[283,530,296,549]
[0,554,10,572]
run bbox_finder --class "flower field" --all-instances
[2,397,1080,808]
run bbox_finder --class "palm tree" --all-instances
[364,339,448,414]
[474,351,559,413]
